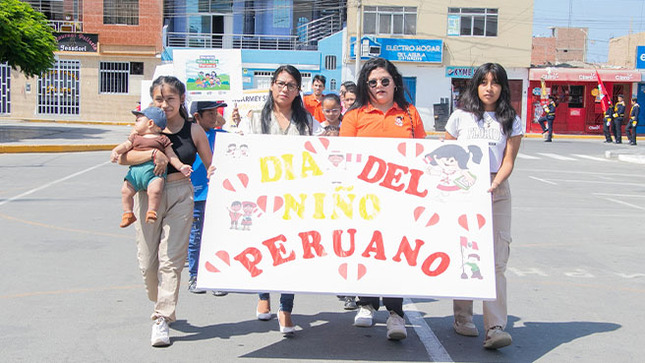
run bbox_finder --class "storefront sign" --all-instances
[350,36,443,63]
[530,68,642,82]
[197,134,496,300]
[636,46,645,69]
[446,66,475,79]
[54,33,98,52]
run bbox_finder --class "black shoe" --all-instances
[545,139,552,142]
[604,140,613,143]
[188,276,206,294]
[344,296,358,310]
[615,141,622,144]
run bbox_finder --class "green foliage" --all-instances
[0,0,57,78]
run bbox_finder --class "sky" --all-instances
[533,0,645,63]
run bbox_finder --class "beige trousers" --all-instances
[134,178,194,322]
[454,178,512,331]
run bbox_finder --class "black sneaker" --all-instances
[344,296,357,310]
[188,276,206,294]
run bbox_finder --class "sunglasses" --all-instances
[367,78,392,88]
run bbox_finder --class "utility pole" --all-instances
[354,0,362,81]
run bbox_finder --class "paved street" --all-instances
[1,137,644,362]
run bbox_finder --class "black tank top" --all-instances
[166,120,197,175]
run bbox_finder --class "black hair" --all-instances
[322,93,343,121]
[426,144,482,169]
[350,57,408,111]
[344,84,357,95]
[341,80,356,91]
[459,63,516,135]
[313,74,327,86]
[150,76,189,121]
[261,65,312,135]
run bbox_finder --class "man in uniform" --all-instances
[612,94,625,144]
[603,103,614,143]
[538,96,557,142]
[626,97,640,145]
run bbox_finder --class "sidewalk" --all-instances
[2,118,644,163]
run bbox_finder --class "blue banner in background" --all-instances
[636,46,645,69]
[350,36,443,63]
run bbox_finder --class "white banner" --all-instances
[198,134,495,300]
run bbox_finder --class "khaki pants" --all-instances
[134,178,194,322]
[454,178,511,331]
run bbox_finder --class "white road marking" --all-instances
[517,153,540,160]
[601,197,645,210]
[529,176,558,185]
[536,152,577,161]
[0,161,110,207]
[593,193,645,198]
[572,154,608,162]
[541,178,644,187]
[404,298,453,362]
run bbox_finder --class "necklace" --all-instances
[482,112,494,129]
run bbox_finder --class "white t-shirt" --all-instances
[445,109,523,173]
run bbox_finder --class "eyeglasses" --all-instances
[367,78,392,88]
[323,108,341,114]
[274,80,299,92]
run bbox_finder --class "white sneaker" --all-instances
[454,320,479,337]
[151,317,170,347]
[354,305,376,327]
[483,326,512,349]
[386,311,407,340]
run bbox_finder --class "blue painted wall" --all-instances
[316,31,343,93]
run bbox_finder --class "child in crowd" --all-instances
[342,83,358,114]
[320,93,343,137]
[111,107,192,228]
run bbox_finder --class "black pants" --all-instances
[626,121,637,144]
[603,120,613,142]
[538,116,554,141]
[613,118,623,143]
[357,296,404,317]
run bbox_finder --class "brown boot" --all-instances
[145,210,158,224]
[120,212,136,228]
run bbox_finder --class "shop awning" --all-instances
[529,68,643,82]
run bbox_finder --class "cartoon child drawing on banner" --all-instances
[226,143,237,158]
[460,237,483,280]
[424,144,482,192]
[227,201,243,229]
[240,201,258,231]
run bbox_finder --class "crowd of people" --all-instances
[111,60,521,351]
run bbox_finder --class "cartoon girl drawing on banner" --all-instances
[240,201,257,231]
[424,144,482,192]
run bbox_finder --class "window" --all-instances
[130,62,144,75]
[447,8,497,37]
[0,63,10,114]
[104,0,139,26]
[329,79,337,91]
[254,71,273,89]
[325,55,337,70]
[364,6,417,36]
[100,62,130,94]
[38,60,80,115]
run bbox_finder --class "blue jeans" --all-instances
[258,293,294,313]
[188,200,206,278]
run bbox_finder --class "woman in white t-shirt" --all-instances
[444,63,523,350]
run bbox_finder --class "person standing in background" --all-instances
[603,105,614,143]
[613,94,625,144]
[537,96,556,142]
[626,97,639,145]
[187,101,229,296]
[303,74,326,123]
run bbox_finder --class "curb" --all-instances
[0,144,118,153]
[18,118,134,127]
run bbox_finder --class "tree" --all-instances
[0,0,57,78]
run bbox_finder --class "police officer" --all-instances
[626,97,639,145]
[538,96,556,142]
[603,104,614,143]
[612,94,625,144]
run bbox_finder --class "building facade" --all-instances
[344,1,533,130]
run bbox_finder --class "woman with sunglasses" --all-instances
[339,57,426,341]
[238,65,321,335]
[444,63,522,350]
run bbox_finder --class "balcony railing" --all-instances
[165,32,299,50]
[296,14,342,49]
[48,20,83,33]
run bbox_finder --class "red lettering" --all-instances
[379,162,407,191]
[421,252,450,276]
[333,228,356,257]
[392,237,425,266]
[361,230,386,260]
[405,169,428,197]
[357,156,386,183]
[299,230,327,259]
[262,234,296,266]
[233,247,263,277]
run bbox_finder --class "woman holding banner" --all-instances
[444,63,522,350]
[118,76,213,347]
[339,57,426,340]
[238,65,320,334]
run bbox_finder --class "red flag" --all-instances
[596,70,610,113]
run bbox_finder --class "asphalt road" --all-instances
[0,137,644,362]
